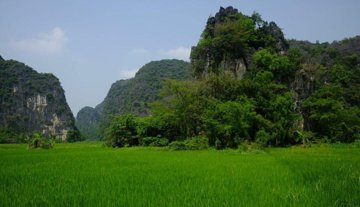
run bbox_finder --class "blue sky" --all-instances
[1,0,359,115]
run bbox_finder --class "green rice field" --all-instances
[0,142,359,206]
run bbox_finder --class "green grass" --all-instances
[0,142,359,206]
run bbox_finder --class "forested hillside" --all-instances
[0,56,79,143]
[76,59,192,139]
[75,106,100,140]
[104,7,360,148]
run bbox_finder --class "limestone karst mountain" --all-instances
[0,56,77,143]
[76,59,192,140]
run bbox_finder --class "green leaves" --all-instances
[104,9,360,148]
[66,129,83,143]
[252,49,296,82]
[191,7,289,79]
[302,85,360,142]
[105,114,138,147]
[203,99,256,148]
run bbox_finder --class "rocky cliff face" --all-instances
[190,6,288,79]
[0,57,76,142]
[76,59,192,139]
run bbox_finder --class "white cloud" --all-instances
[13,27,67,54]
[129,48,149,55]
[161,46,191,61]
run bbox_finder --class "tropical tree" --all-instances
[105,114,138,147]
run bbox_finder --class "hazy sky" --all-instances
[1,0,359,115]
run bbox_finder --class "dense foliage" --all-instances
[66,129,84,143]
[28,132,54,149]
[104,114,139,147]
[190,7,288,78]
[105,7,360,149]
[0,57,79,143]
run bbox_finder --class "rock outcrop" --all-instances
[0,57,76,142]
[191,6,288,79]
[292,65,317,110]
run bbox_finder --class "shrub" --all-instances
[238,141,266,153]
[66,129,83,143]
[169,136,209,150]
[294,130,314,147]
[0,128,28,143]
[215,139,223,150]
[141,137,158,146]
[184,136,209,150]
[28,133,54,149]
[105,114,138,147]
[255,129,272,147]
[140,137,168,147]
[169,141,187,150]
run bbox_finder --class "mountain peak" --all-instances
[76,59,192,140]
[0,58,76,142]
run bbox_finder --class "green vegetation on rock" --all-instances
[1,5,360,207]
[104,7,360,148]
[0,57,78,143]
[76,59,192,140]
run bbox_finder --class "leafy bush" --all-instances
[140,137,157,146]
[294,130,314,147]
[140,137,168,147]
[66,129,83,142]
[255,129,271,147]
[0,129,23,143]
[183,136,209,150]
[168,141,187,150]
[169,136,209,150]
[104,114,138,147]
[28,133,54,149]
[238,141,265,153]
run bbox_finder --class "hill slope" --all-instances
[76,59,192,139]
[104,6,359,147]
[75,106,100,140]
[0,56,76,143]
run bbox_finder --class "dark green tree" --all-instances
[66,129,83,143]
[302,85,360,142]
[104,114,138,147]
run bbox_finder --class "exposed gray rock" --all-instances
[0,57,76,141]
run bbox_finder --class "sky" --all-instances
[1,0,360,115]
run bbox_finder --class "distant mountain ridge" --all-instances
[288,35,360,65]
[0,56,76,143]
[76,59,192,140]
[75,106,100,140]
